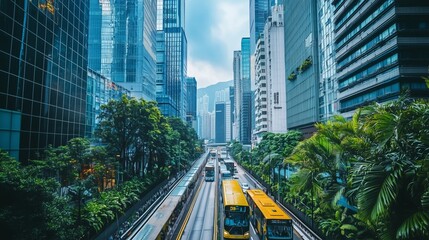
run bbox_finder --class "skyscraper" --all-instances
[333,0,429,118]
[250,0,272,54]
[186,77,197,130]
[265,5,286,134]
[233,50,241,141]
[284,0,320,138]
[317,0,337,122]
[88,0,157,100]
[0,1,89,162]
[254,4,286,142]
[156,0,188,119]
[241,38,252,145]
[215,102,226,143]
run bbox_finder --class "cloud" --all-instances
[186,0,248,87]
[188,59,231,89]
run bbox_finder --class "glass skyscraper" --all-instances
[88,0,157,100]
[156,0,188,118]
[284,0,320,138]
[240,38,252,145]
[250,0,276,53]
[0,1,89,162]
[186,76,197,129]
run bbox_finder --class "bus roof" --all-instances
[222,180,248,207]
[246,189,291,220]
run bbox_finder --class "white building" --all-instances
[254,36,268,142]
[265,5,287,133]
[254,5,287,142]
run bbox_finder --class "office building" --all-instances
[241,38,252,145]
[156,0,188,118]
[186,77,197,130]
[0,1,89,162]
[250,0,276,54]
[333,0,429,118]
[215,102,226,143]
[229,86,235,141]
[88,0,157,100]
[86,68,130,138]
[284,0,320,138]
[233,51,242,141]
[318,0,338,122]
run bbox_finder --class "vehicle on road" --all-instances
[205,163,215,182]
[221,180,250,239]
[241,182,249,192]
[246,189,293,240]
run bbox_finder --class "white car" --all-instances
[241,182,249,192]
[233,175,239,179]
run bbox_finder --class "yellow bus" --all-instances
[246,189,293,240]
[222,180,250,239]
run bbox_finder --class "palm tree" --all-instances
[352,99,429,239]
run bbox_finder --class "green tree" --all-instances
[352,99,429,239]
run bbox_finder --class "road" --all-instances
[179,156,302,240]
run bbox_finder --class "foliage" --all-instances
[283,98,429,239]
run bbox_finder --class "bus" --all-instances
[210,149,217,159]
[220,164,232,180]
[205,163,215,182]
[224,159,235,175]
[222,180,250,239]
[246,189,293,240]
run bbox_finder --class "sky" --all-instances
[186,0,249,89]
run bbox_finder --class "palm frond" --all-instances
[396,211,429,239]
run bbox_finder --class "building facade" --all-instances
[86,68,130,138]
[215,102,226,143]
[265,5,287,134]
[240,38,252,145]
[254,37,268,141]
[318,0,338,122]
[88,0,157,100]
[156,0,188,118]
[233,50,242,141]
[284,0,320,138]
[333,0,429,118]
[250,0,273,54]
[186,77,197,130]
[0,1,89,162]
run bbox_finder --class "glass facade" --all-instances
[186,77,197,121]
[250,0,271,53]
[156,0,187,118]
[215,102,226,143]
[333,0,429,117]
[240,38,252,144]
[88,0,157,100]
[317,0,337,122]
[85,68,130,138]
[284,0,319,136]
[0,0,89,162]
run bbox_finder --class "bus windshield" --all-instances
[267,224,293,239]
[225,211,248,227]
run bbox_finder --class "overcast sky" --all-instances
[186,0,249,89]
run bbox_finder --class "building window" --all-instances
[274,92,279,104]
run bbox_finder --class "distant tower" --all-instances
[186,77,197,131]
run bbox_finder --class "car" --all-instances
[233,175,239,179]
[241,182,249,192]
